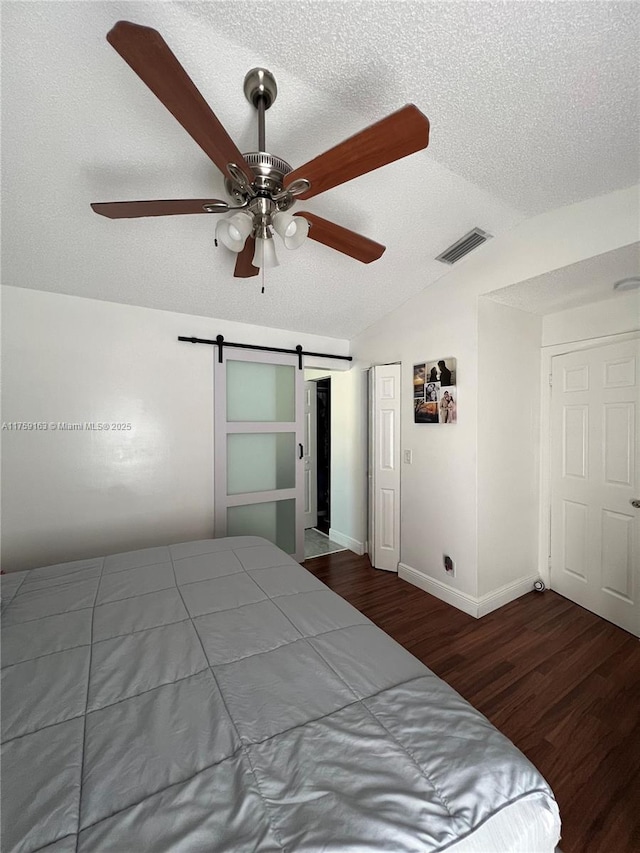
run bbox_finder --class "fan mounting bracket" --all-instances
[244,68,278,109]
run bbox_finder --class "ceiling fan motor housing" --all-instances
[225,152,296,210]
[224,69,298,210]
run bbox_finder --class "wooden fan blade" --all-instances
[91,199,229,219]
[234,236,260,277]
[107,21,252,182]
[298,212,385,263]
[285,105,429,200]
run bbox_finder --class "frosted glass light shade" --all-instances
[252,236,279,268]
[272,212,310,249]
[216,212,253,252]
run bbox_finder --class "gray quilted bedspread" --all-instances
[1,537,557,852]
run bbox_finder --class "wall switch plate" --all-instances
[403,449,412,464]
[444,554,455,576]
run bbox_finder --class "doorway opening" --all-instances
[303,374,346,560]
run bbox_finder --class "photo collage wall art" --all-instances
[414,358,457,424]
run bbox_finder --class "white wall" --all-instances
[351,186,638,611]
[542,290,640,347]
[477,299,542,597]
[1,286,349,571]
[353,281,480,597]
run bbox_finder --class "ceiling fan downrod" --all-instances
[217,68,312,272]
[224,68,309,209]
[243,67,277,151]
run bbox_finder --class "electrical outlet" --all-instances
[403,449,412,464]
[443,554,455,576]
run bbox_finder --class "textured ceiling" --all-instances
[485,242,640,315]
[2,1,639,338]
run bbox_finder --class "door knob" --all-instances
[631,499,640,509]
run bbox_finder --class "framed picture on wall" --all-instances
[414,358,457,423]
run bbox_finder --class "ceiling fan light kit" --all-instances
[272,212,310,249]
[91,21,430,279]
[253,236,280,269]
[215,211,254,252]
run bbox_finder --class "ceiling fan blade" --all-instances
[298,212,385,263]
[106,21,252,182]
[285,105,429,200]
[234,236,260,277]
[91,199,229,219]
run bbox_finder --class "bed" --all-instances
[1,536,561,852]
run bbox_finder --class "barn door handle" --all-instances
[299,443,304,460]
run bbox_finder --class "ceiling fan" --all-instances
[91,21,430,278]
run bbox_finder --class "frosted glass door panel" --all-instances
[227,360,295,422]
[227,433,296,495]
[227,499,296,554]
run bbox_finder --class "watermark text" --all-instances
[2,422,133,432]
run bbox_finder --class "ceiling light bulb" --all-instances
[263,238,279,267]
[215,211,253,252]
[272,212,310,250]
[252,237,279,268]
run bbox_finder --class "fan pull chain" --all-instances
[261,266,265,294]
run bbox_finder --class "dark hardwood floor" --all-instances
[303,551,640,853]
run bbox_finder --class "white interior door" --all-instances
[303,381,318,529]
[369,364,401,572]
[214,349,305,562]
[550,337,639,636]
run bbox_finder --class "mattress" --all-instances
[1,536,561,852]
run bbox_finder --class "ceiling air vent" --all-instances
[436,228,492,265]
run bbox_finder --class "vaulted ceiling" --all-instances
[2,1,638,337]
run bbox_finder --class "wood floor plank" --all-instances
[303,552,640,853]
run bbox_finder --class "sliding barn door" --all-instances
[214,349,305,562]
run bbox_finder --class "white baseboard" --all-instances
[476,574,539,618]
[328,528,366,556]
[398,562,538,619]
[398,564,478,616]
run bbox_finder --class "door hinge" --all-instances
[548,374,553,387]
